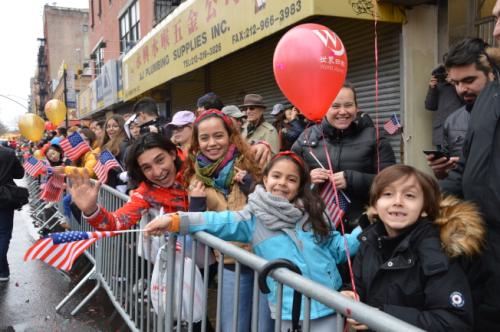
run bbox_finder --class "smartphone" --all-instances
[423,150,450,160]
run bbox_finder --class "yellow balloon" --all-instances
[44,99,67,126]
[33,150,44,160]
[18,113,45,142]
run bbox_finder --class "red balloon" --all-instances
[45,121,57,131]
[273,24,348,122]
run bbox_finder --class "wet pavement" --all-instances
[0,188,128,332]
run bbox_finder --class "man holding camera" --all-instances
[132,97,165,136]
[424,64,464,150]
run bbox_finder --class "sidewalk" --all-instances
[0,178,127,331]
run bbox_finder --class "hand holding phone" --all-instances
[423,150,450,161]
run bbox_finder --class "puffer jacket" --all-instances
[292,113,396,227]
[442,106,470,157]
[353,196,484,331]
[176,207,361,321]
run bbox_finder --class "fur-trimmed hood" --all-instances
[435,195,486,258]
[364,195,485,258]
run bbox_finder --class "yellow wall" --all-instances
[402,5,437,172]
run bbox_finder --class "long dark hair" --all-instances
[263,152,328,240]
[126,133,182,187]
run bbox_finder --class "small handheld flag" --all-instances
[60,132,91,161]
[24,231,118,271]
[40,174,65,202]
[23,156,46,177]
[93,150,122,184]
[320,182,350,229]
[383,113,402,135]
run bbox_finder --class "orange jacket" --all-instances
[85,173,188,231]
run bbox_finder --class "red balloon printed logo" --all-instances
[273,24,348,122]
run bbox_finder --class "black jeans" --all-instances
[0,208,14,277]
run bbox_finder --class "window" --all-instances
[119,1,140,53]
[92,45,105,75]
[154,0,182,25]
[474,0,496,45]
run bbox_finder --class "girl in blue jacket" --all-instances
[145,151,361,331]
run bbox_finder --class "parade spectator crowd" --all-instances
[6,26,500,330]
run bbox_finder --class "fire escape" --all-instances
[37,38,48,118]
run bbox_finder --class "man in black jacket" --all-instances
[0,145,25,282]
[427,38,494,178]
[433,37,500,331]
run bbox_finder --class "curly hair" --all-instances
[183,112,261,184]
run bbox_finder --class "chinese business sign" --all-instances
[122,0,404,100]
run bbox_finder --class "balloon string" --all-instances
[318,128,358,299]
[373,1,381,173]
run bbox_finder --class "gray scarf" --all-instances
[247,185,307,249]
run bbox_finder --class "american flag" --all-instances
[23,156,46,177]
[40,174,65,202]
[60,132,91,161]
[383,113,402,135]
[24,231,118,271]
[93,150,121,183]
[320,181,350,229]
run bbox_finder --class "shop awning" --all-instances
[122,0,406,101]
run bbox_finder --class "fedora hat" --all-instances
[239,94,266,109]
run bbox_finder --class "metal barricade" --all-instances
[50,181,423,332]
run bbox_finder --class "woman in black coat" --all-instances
[292,82,395,230]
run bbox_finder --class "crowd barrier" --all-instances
[26,175,423,332]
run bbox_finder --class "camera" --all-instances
[139,122,164,136]
[431,65,447,82]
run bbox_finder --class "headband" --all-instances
[194,109,234,129]
[271,151,305,168]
